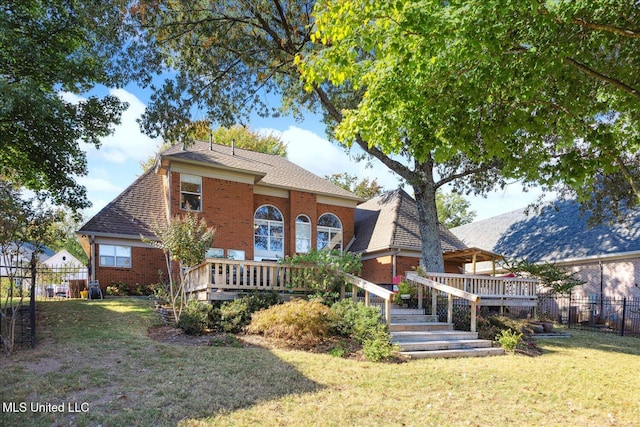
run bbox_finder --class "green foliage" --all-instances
[218,292,281,333]
[325,172,385,199]
[284,250,362,303]
[144,213,216,323]
[393,280,417,305]
[503,258,585,295]
[247,299,334,348]
[176,300,214,335]
[327,341,349,358]
[330,299,397,362]
[209,334,242,348]
[106,282,129,297]
[436,191,477,229]
[496,329,523,354]
[0,0,130,210]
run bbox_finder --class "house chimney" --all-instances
[209,132,213,150]
[232,139,235,155]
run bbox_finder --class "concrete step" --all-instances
[389,322,453,332]
[391,314,439,323]
[395,339,494,352]
[391,330,478,342]
[401,347,505,359]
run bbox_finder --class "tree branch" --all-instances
[571,17,640,39]
[564,57,640,101]
[616,156,640,201]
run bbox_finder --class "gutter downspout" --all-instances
[89,235,96,282]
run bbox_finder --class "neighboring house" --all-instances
[451,200,640,298]
[77,141,362,291]
[351,189,500,285]
[0,242,55,276]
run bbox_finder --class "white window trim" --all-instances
[180,174,202,211]
[317,213,343,252]
[295,215,312,253]
[254,205,285,260]
[98,244,132,268]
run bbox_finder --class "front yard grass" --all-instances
[2,298,639,426]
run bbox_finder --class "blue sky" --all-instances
[75,86,547,222]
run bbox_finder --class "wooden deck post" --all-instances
[364,290,370,307]
[470,301,477,333]
[385,298,391,325]
[447,294,453,324]
[417,284,423,310]
[431,288,438,317]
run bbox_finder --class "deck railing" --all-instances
[184,258,310,295]
[405,271,539,332]
[406,272,482,332]
[343,273,394,325]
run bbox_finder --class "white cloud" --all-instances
[84,88,162,164]
[264,125,402,190]
[76,176,123,193]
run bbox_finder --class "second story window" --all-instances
[180,174,202,211]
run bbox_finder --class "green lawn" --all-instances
[2,298,639,426]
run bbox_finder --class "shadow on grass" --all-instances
[1,298,324,427]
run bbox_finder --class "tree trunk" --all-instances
[412,157,445,273]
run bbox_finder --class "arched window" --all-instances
[317,213,343,252]
[254,205,284,260]
[295,215,311,253]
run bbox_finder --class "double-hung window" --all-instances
[180,174,202,211]
[99,245,131,268]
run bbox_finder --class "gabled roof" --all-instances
[451,199,640,263]
[77,169,167,238]
[159,141,361,201]
[351,189,467,254]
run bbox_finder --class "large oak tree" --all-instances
[126,0,639,271]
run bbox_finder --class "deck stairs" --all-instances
[390,307,504,359]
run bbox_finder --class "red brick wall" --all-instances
[361,256,394,284]
[94,245,168,292]
[170,172,255,259]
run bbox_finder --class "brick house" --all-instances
[451,200,640,299]
[351,189,500,286]
[77,141,362,293]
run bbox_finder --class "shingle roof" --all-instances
[352,189,468,253]
[451,200,640,262]
[78,169,167,238]
[161,141,361,201]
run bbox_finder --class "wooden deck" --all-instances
[185,259,539,329]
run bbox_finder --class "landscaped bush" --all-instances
[106,281,129,296]
[177,299,214,335]
[218,291,281,333]
[496,329,523,353]
[330,299,397,362]
[246,299,334,348]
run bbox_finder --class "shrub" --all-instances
[218,292,281,333]
[330,299,397,362]
[284,250,362,303]
[363,334,397,362]
[106,281,129,296]
[496,329,523,353]
[246,299,334,348]
[177,300,213,335]
[393,280,417,305]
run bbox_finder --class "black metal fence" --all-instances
[538,293,640,337]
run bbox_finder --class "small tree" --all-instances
[144,214,215,323]
[502,258,585,295]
